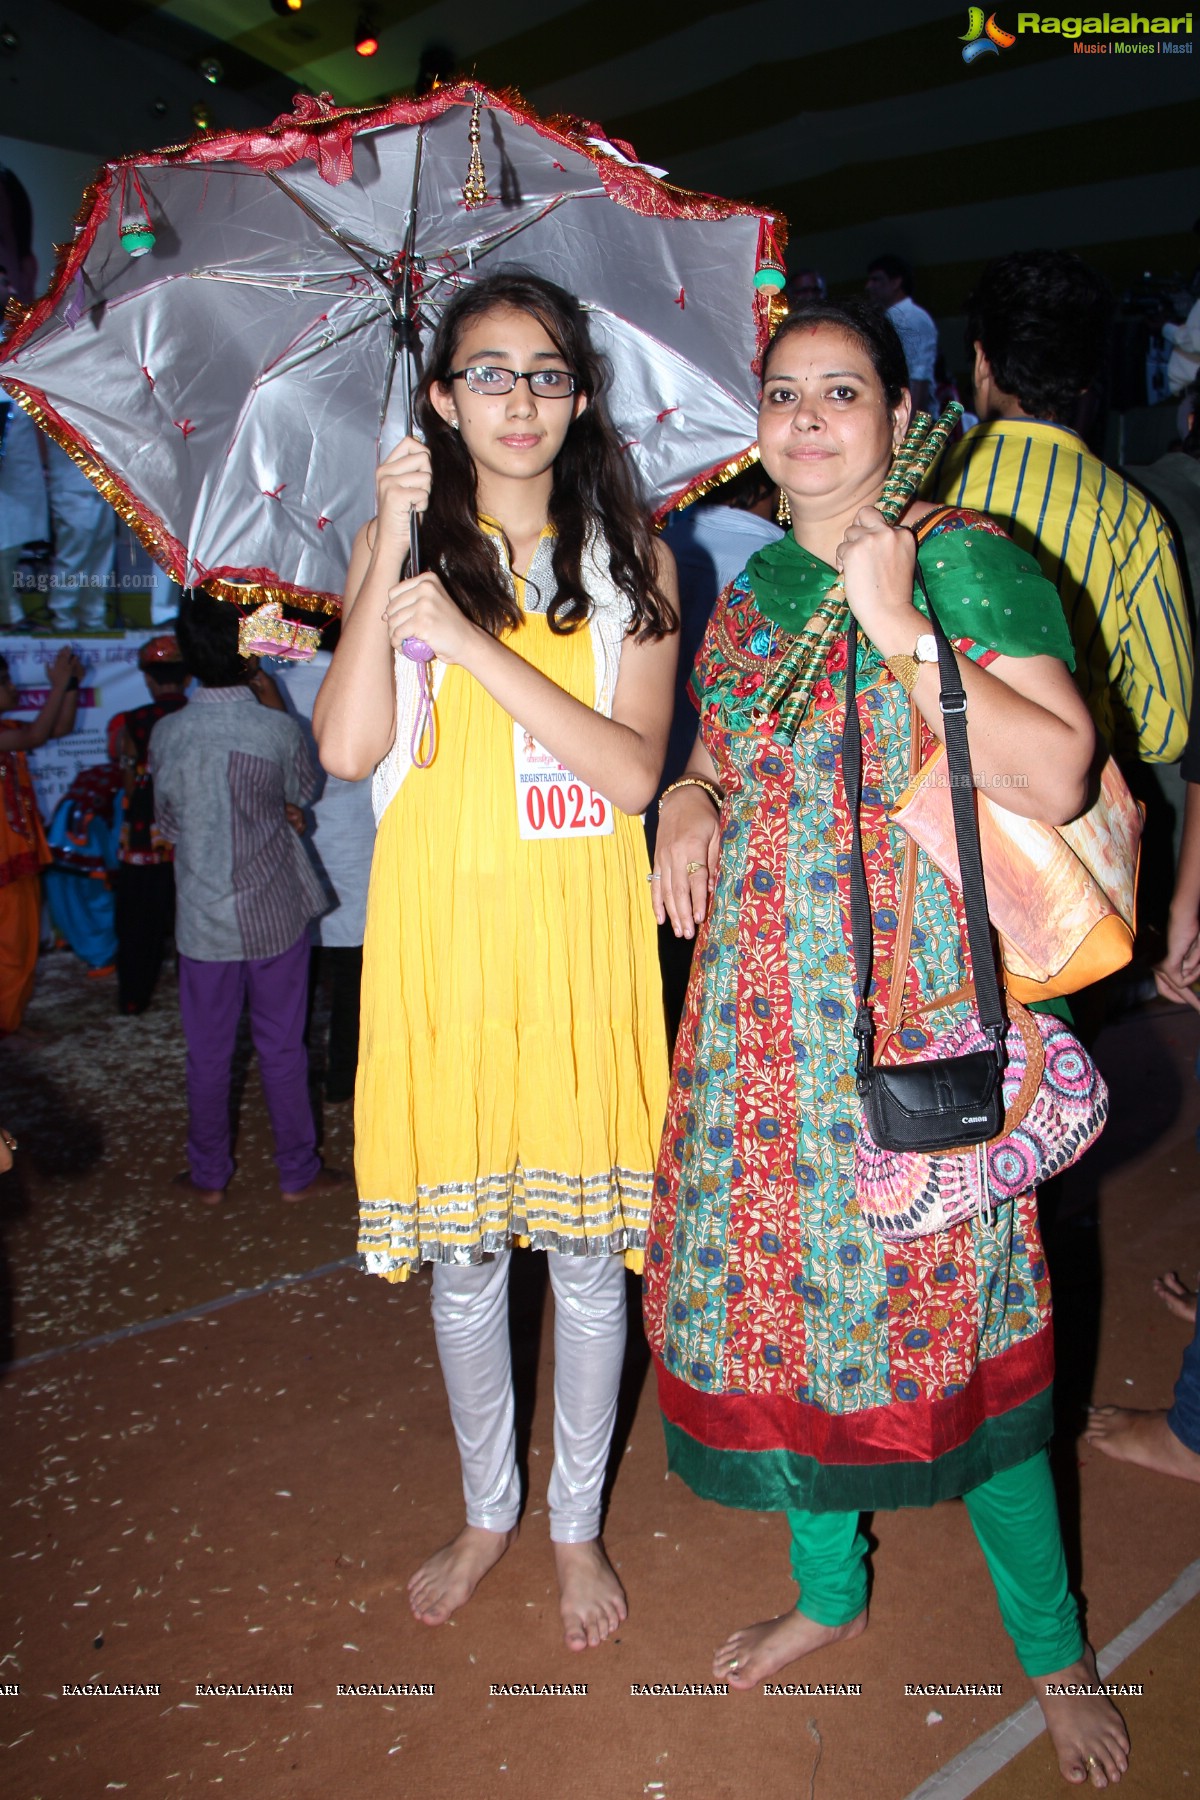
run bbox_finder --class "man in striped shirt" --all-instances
[937,249,1191,765]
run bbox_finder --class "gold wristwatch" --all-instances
[886,632,938,694]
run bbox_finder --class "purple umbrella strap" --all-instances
[402,636,437,767]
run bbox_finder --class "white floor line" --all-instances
[903,1557,1200,1800]
[0,1255,358,1373]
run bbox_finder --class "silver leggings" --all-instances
[430,1249,627,1544]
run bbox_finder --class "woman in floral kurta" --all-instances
[645,300,1130,1792]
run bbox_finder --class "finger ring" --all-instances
[729,1658,740,1673]
[1086,1757,1098,1770]
[646,872,661,882]
[685,860,704,874]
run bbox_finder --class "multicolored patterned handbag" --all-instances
[854,998,1108,1241]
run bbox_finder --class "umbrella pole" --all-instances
[393,127,437,767]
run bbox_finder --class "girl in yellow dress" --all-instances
[314,273,677,1651]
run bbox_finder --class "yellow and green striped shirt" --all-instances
[937,419,1192,763]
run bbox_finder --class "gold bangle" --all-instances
[659,776,723,814]
[885,653,921,695]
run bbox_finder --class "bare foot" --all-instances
[1035,1646,1130,1788]
[554,1539,627,1651]
[171,1169,223,1206]
[407,1524,516,1626]
[1153,1270,1198,1325]
[1084,1406,1200,1484]
[280,1164,351,1203]
[713,1607,866,1691]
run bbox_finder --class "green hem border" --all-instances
[662,1388,1053,1513]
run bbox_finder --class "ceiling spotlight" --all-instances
[192,102,213,131]
[354,13,379,56]
[199,55,223,84]
[270,0,303,14]
[0,23,18,54]
[150,97,169,116]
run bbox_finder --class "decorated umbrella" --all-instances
[0,83,787,643]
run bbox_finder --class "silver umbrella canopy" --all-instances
[0,84,787,615]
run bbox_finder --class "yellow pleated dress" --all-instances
[355,567,669,1283]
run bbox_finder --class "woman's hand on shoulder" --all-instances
[374,436,432,549]
[836,506,917,638]
[383,570,478,667]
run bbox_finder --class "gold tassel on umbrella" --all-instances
[763,403,963,741]
[460,92,490,210]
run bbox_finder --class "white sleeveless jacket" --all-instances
[371,530,635,825]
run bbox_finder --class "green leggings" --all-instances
[786,1449,1083,1678]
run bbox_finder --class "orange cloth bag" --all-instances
[890,752,1143,1003]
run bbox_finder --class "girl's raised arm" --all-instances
[313,438,432,780]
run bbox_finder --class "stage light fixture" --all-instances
[270,0,303,15]
[354,13,379,56]
[199,56,224,84]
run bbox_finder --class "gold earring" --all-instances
[776,489,791,526]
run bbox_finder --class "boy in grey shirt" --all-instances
[152,595,345,1204]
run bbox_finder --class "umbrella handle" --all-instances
[399,505,437,766]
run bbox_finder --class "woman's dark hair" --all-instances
[175,592,251,688]
[695,459,777,512]
[413,270,673,641]
[965,250,1113,422]
[764,298,909,411]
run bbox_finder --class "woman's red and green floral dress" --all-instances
[643,511,1061,1512]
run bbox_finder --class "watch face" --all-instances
[914,633,938,663]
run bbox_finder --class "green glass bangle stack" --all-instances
[761,402,964,742]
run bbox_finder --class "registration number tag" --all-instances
[514,723,614,840]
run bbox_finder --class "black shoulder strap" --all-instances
[844,554,1005,1087]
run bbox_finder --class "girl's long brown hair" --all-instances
[412,271,674,642]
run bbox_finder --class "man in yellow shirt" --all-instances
[938,250,1191,765]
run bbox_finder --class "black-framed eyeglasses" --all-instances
[450,365,578,398]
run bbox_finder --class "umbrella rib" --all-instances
[192,270,384,298]
[253,304,384,386]
[417,194,589,302]
[263,168,397,314]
